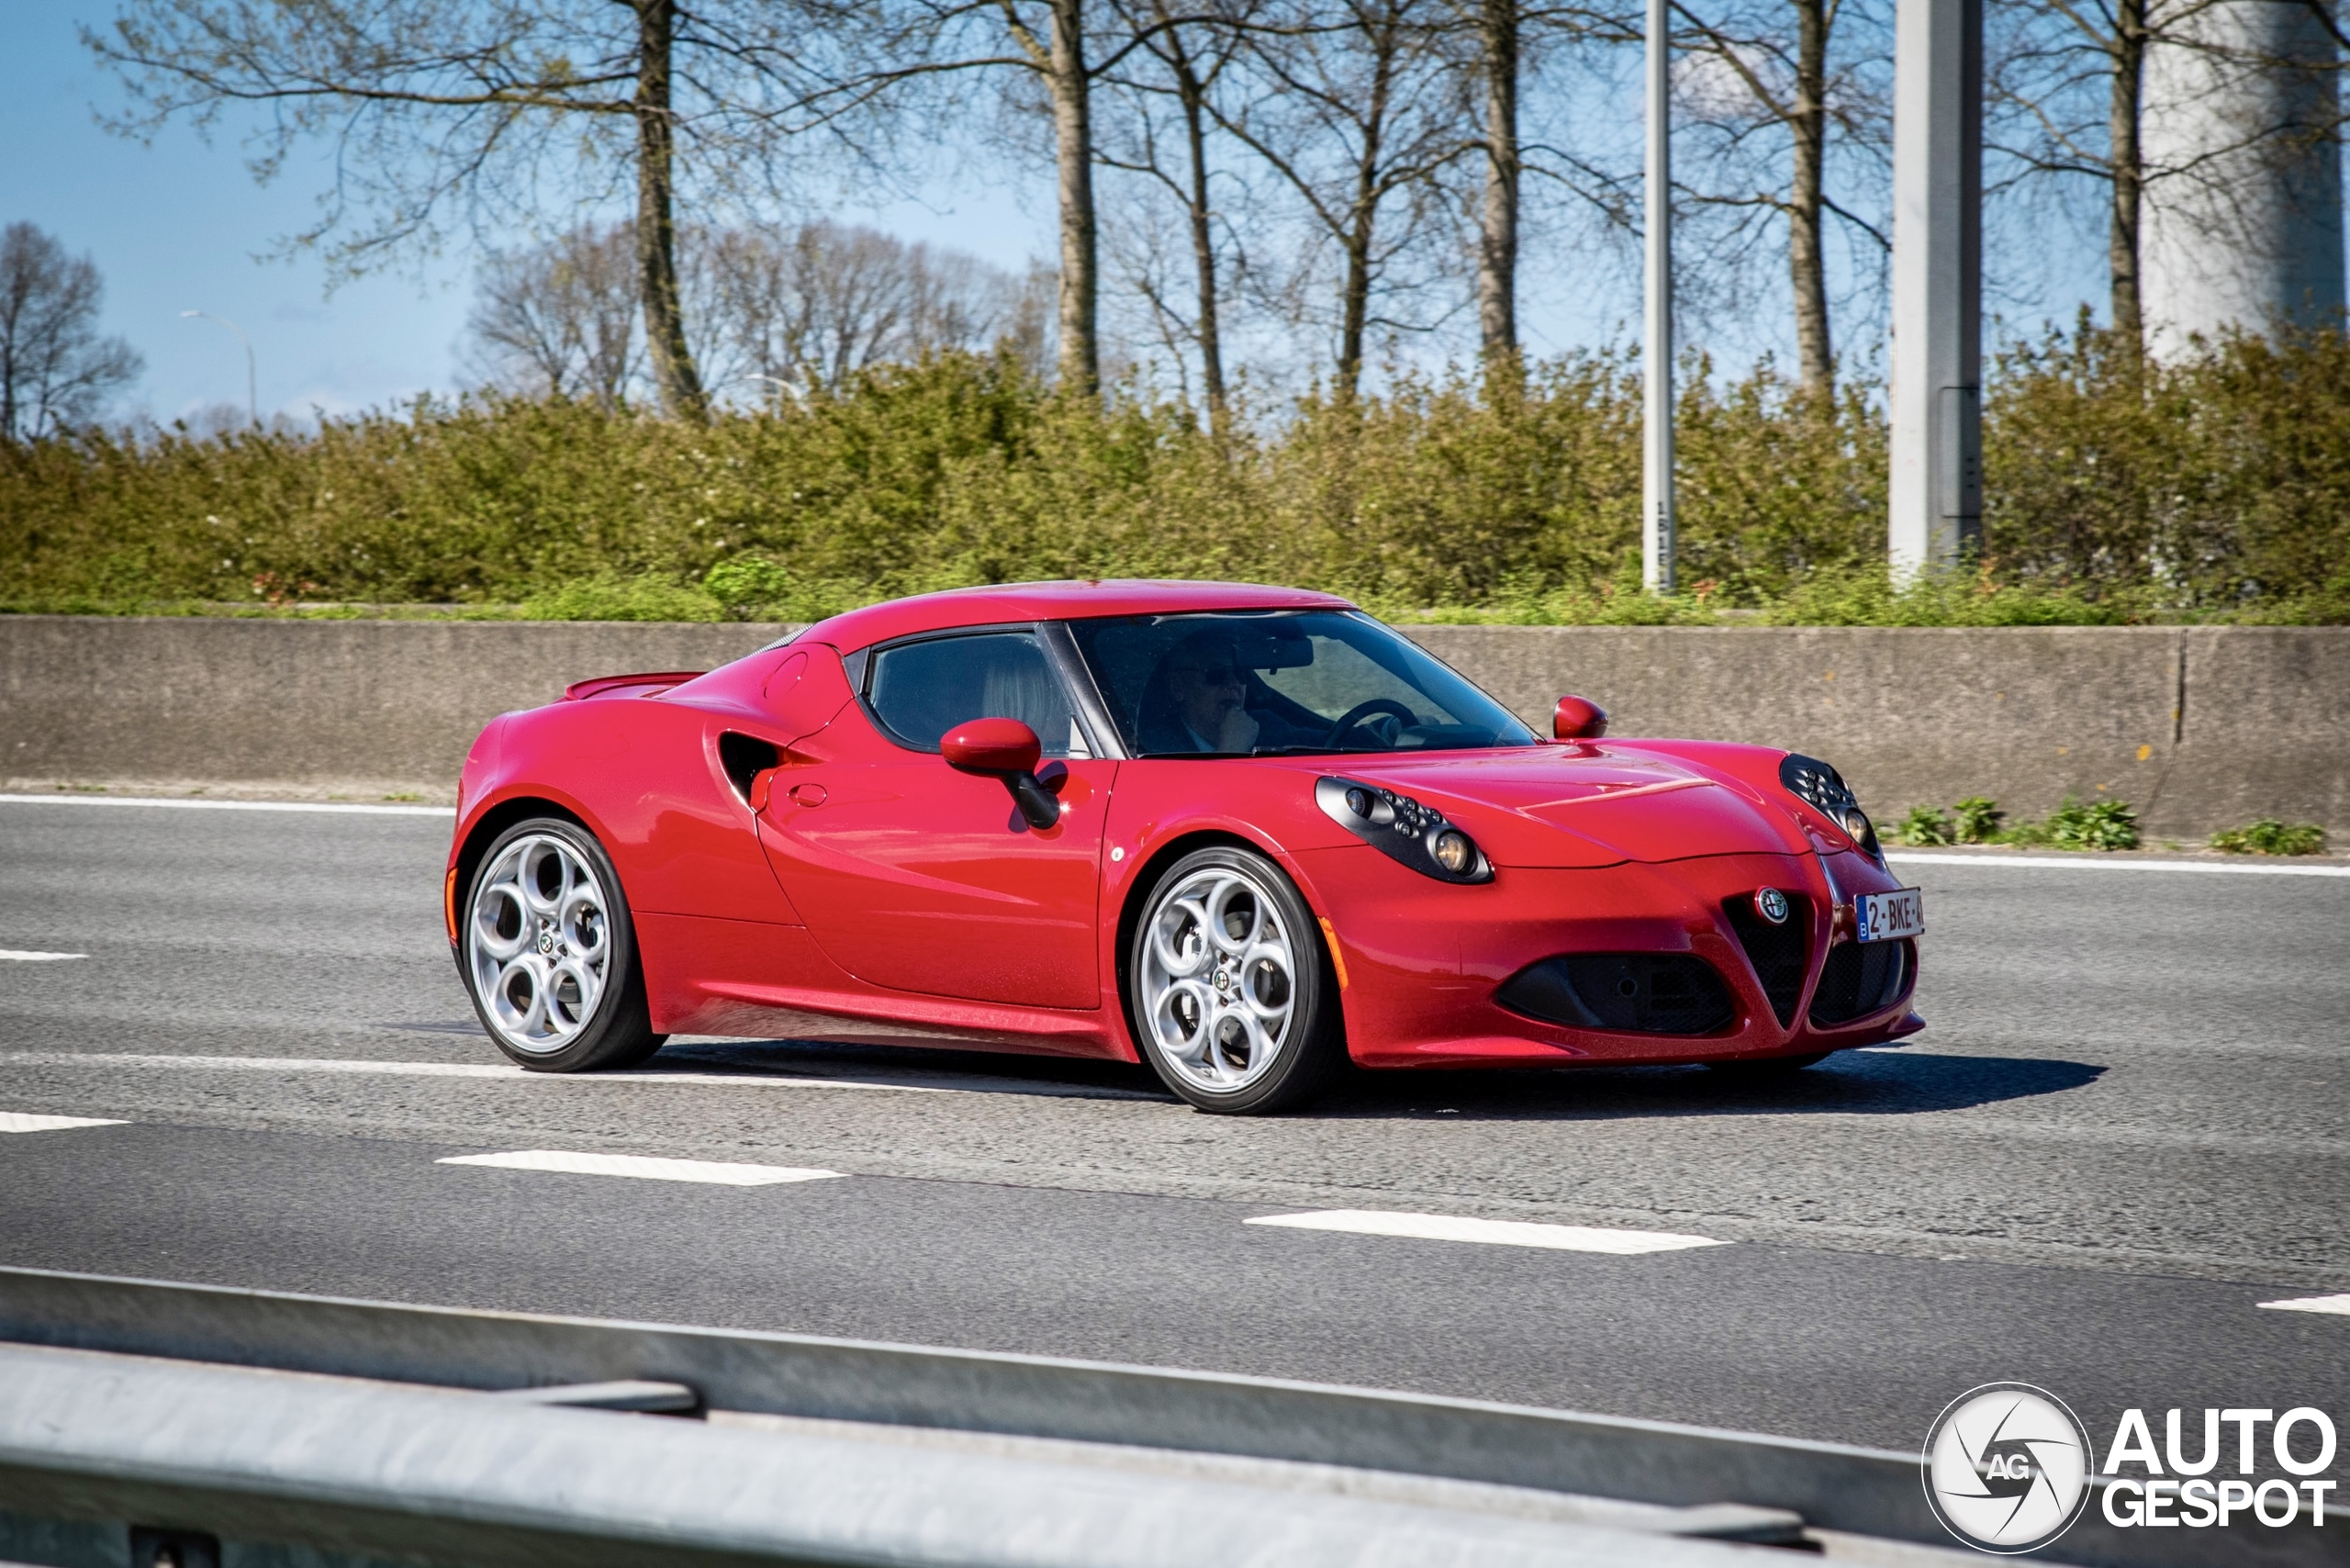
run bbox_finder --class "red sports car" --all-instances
[446,580,1923,1113]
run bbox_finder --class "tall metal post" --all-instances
[181,310,259,427]
[1642,0,1675,595]
[1888,0,1982,581]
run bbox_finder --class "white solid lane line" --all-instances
[0,1112,126,1134]
[0,793,450,818]
[0,1053,946,1094]
[2258,1294,2350,1316]
[0,951,85,962]
[1886,851,2350,879]
[1246,1209,1725,1255]
[438,1150,845,1186]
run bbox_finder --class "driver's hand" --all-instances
[1216,707,1261,753]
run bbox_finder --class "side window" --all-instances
[867,633,1085,757]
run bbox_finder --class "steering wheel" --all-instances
[1323,698,1418,748]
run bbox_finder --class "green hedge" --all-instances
[4,319,2344,623]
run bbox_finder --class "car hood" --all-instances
[1324,745,1809,867]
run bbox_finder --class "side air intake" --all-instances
[1497,954,1736,1036]
[1809,938,1915,1025]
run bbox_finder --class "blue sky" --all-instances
[4,2,1059,424]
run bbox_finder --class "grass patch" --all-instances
[2210,819,2328,856]
[1890,794,2140,851]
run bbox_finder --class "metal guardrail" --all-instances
[0,1266,2330,1568]
[0,1340,1778,1568]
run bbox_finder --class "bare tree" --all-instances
[464,225,643,407]
[1670,0,1891,395]
[870,0,1133,394]
[86,0,876,419]
[704,220,1055,389]
[1215,0,1469,398]
[464,219,1049,404]
[1473,0,1522,365]
[1989,0,2165,348]
[0,223,143,442]
[1990,0,2343,354]
[1098,0,1260,411]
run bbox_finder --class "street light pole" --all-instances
[1642,0,1676,596]
[1887,0,1982,580]
[181,311,258,428]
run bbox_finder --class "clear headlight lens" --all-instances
[1432,829,1475,874]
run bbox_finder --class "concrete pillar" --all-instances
[1888,0,1983,580]
[2143,0,2344,352]
[1642,0,1676,595]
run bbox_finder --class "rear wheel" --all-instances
[1127,846,1345,1114]
[461,817,664,1072]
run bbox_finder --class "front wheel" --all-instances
[460,817,665,1072]
[1127,846,1346,1114]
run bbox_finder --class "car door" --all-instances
[755,627,1116,1010]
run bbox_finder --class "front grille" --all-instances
[1497,954,1736,1036]
[1723,894,1811,1025]
[1808,938,1914,1025]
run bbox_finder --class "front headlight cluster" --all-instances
[1779,753,1885,862]
[1316,777,1493,884]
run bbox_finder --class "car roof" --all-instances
[799,579,1358,651]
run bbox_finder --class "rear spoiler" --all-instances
[562,671,708,702]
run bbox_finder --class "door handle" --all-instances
[789,782,828,808]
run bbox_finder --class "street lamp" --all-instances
[181,310,258,427]
[1642,0,1675,596]
[744,372,804,408]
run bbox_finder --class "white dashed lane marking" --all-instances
[0,1113,126,1134]
[2259,1294,2350,1316]
[438,1150,845,1186]
[1247,1209,1725,1254]
[0,952,86,962]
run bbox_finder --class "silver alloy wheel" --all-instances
[1138,865,1299,1093]
[467,832,612,1056]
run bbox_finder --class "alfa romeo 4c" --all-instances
[448,580,1923,1112]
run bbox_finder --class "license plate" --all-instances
[1855,888,1924,943]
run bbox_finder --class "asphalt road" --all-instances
[1,796,2344,1459]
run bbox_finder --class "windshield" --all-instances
[1068,610,1539,757]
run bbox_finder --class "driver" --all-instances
[1151,631,1263,753]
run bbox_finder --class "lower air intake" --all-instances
[1809,938,1915,1025]
[1497,954,1736,1036]
[1722,894,1810,1026]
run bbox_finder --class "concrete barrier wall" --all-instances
[2,615,2343,837]
[1406,624,2350,840]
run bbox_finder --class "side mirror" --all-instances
[942,718,1059,830]
[1553,695,1609,741]
[943,717,1043,777]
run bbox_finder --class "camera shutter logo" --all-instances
[1923,1383,2093,1553]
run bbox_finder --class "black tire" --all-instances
[1706,1050,1829,1080]
[458,816,666,1072]
[1125,845,1347,1114]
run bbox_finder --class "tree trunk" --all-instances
[1337,14,1395,400]
[1050,0,1101,396]
[1169,32,1226,417]
[1476,0,1519,374]
[633,0,707,420]
[2109,0,2146,354]
[1787,0,1832,397]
